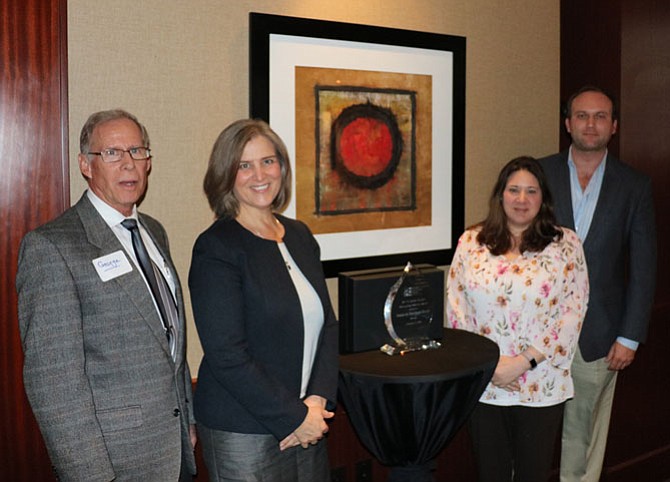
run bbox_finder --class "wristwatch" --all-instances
[522,353,537,370]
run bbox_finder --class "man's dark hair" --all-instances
[563,85,618,120]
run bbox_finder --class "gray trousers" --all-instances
[198,424,330,482]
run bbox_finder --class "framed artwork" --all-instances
[249,12,465,277]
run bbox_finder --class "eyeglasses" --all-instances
[87,147,151,163]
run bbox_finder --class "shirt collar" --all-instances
[86,189,138,229]
[567,146,608,173]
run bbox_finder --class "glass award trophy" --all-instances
[380,262,442,355]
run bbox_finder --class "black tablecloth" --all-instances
[338,328,499,481]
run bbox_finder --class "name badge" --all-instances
[92,250,133,282]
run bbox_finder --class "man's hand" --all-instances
[606,341,636,371]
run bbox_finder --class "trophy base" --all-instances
[380,338,442,356]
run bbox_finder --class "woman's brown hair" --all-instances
[476,156,562,255]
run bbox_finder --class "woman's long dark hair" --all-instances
[476,156,562,255]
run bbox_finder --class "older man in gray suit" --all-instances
[16,110,197,481]
[539,86,656,482]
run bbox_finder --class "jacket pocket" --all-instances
[96,405,143,433]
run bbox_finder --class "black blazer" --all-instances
[188,215,338,439]
[539,151,656,361]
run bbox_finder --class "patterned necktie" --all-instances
[121,219,177,360]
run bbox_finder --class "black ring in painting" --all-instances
[331,103,403,190]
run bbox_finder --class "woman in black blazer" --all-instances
[189,119,338,481]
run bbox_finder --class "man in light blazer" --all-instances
[539,86,656,482]
[16,110,197,481]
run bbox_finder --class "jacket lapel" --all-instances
[138,213,186,366]
[75,195,173,360]
[551,153,576,231]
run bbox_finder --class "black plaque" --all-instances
[338,264,444,354]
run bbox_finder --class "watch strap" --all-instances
[522,352,538,370]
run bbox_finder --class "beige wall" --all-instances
[68,0,560,371]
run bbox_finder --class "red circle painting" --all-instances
[331,103,403,189]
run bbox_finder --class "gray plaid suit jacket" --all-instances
[16,194,196,481]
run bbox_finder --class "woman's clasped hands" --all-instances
[279,395,334,451]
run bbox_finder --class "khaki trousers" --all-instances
[560,348,618,482]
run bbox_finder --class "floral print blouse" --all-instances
[446,227,589,407]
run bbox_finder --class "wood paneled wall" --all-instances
[560,1,670,480]
[0,0,69,480]
[559,0,621,156]
[2,1,668,481]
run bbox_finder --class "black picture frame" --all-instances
[249,12,465,277]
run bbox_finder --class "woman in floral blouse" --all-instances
[447,156,589,482]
